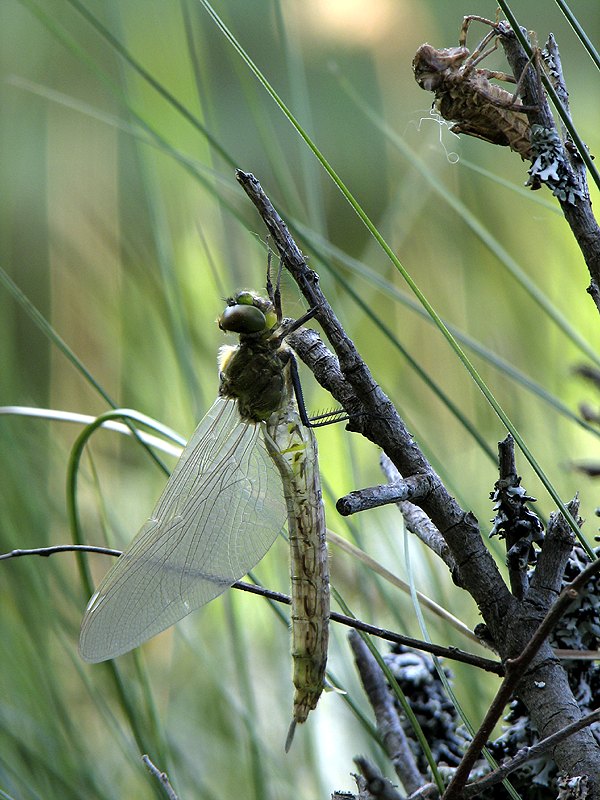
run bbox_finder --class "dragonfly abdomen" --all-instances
[289,534,330,723]
[264,404,330,738]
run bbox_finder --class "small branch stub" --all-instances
[337,474,436,516]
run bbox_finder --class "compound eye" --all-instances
[218,303,267,334]
[234,291,256,305]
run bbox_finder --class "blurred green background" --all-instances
[1,0,599,797]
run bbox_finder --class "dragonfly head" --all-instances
[218,291,278,335]
[413,44,470,91]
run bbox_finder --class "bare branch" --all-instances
[0,544,121,560]
[235,169,512,630]
[380,455,456,574]
[350,631,425,793]
[528,496,578,604]
[498,22,600,309]
[337,474,438,517]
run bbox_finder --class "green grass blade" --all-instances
[0,264,170,475]
[553,0,600,70]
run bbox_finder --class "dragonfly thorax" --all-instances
[219,339,289,422]
[218,291,290,423]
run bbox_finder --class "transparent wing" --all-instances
[79,397,286,662]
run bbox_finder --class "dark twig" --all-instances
[0,544,122,560]
[490,435,545,599]
[340,616,501,675]
[462,707,600,797]
[350,632,425,792]
[495,435,527,597]
[235,169,512,623]
[527,497,578,606]
[0,543,503,674]
[574,363,600,391]
[520,536,597,667]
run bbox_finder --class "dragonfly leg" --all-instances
[287,351,312,427]
[288,352,350,428]
[273,305,321,350]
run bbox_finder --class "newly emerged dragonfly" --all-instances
[79,286,330,743]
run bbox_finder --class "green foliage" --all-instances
[1,0,598,796]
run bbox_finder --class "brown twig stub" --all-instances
[337,474,438,517]
[528,496,578,604]
[380,454,456,575]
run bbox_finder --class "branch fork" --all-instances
[235,170,600,797]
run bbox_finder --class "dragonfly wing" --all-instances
[79,397,286,662]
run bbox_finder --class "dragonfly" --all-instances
[79,284,330,747]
